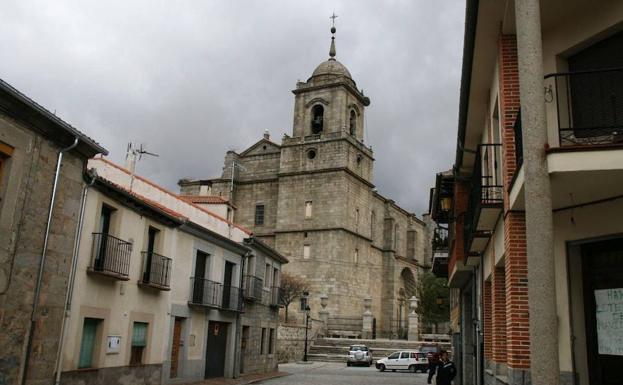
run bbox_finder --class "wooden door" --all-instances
[582,237,623,385]
[205,322,228,378]
[241,326,250,374]
[170,318,183,378]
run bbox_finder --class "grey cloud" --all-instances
[0,0,464,215]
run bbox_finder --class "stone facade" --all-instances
[0,79,106,385]
[180,34,430,338]
[239,238,287,375]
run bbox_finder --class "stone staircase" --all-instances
[307,337,451,363]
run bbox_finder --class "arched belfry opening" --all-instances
[311,105,324,134]
[349,109,356,135]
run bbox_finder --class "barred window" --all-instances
[255,204,265,226]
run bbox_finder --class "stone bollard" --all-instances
[318,294,329,337]
[408,296,420,341]
[362,296,373,339]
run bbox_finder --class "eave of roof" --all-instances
[0,78,108,158]
[94,176,251,256]
[94,177,186,227]
[96,157,252,235]
[454,0,480,171]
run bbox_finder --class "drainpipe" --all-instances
[21,137,79,385]
[53,168,97,385]
[514,0,559,384]
[233,250,250,378]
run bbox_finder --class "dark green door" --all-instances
[78,318,99,368]
[205,322,228,378]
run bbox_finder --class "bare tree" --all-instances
[280,273,308,323]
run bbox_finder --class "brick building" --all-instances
[180,26,432,338]
[429,1,623,385]
[0,79,107,385]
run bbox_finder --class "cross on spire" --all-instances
[329,11,338,59]
[330,11,338,27]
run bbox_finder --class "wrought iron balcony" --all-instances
[139,251,172,290]
[244,275,263,301]
[262,286,282,307]
[189,277,241,311]
[88,233,132,280]
[464,144,503,255]
[546,67,623,147]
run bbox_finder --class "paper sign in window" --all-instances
[595,288,623,356]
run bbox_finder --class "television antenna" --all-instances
[125,142,159,174]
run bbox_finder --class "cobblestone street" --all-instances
[259,362,430,385]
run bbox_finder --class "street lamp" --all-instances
[302,291,310,362]
[303,304,311,361]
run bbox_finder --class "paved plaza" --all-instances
[259,362,430,385]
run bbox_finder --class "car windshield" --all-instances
[350,346,368,351]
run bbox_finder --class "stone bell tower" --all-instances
[276,23,379,321]
[283,23,374,183]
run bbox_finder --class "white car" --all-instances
[347,345,373,366]
[375,350,428,373]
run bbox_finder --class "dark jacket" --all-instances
[436,360,457,385]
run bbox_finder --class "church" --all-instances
[179,25,432,338]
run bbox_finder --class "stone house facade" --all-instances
[239,237,287,375]
[0,78,107,385]
[430,1,623,385]
[179,28,432,338]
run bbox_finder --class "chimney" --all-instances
[125,143,137,174]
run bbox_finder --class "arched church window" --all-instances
[311,105,324,134]
[349,110,357,135]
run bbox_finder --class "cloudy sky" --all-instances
[1,0,464,215]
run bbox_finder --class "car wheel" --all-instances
[409,365,416,373]
[379,364,385,372]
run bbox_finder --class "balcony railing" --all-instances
[189,277,241,311]
[464,144,503,252]
[244,275,263,301]
[546,67,623,147]
[140,251,172,290]
[261,286,282,307]
[88,233,132,280]
[514,111,523,169]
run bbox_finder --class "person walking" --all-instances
[435,350,457,385]
[427,352,440,384]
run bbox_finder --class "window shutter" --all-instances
[132,322,148,347]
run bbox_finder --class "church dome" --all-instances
[311,59,352,79]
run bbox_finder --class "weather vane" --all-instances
[330,11,338,27]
